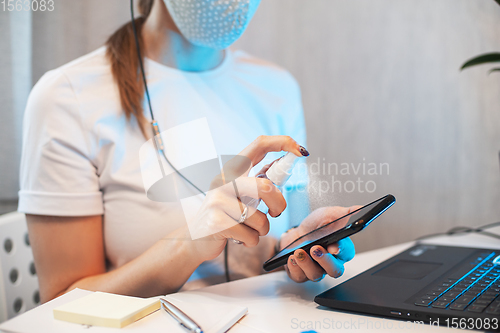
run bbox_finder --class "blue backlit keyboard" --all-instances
[414,252,500,315]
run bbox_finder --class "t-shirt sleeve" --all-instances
[18,69,103,216]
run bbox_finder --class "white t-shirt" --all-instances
[18,47,307,288]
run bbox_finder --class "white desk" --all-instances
[2,227,498,333]
[201,226,500,333]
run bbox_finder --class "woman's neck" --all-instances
[141,0,225,72]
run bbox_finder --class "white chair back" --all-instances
[0,212,39,322]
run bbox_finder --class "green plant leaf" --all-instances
[489,68,500,74]
[461,53,500,70]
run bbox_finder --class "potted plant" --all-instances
[461,0,500,72]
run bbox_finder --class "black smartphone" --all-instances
[263,194,396,271]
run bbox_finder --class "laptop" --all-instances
[315,245,500,331]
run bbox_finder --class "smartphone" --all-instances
[263,194,396,271]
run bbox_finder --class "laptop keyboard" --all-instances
[414,252,500,315]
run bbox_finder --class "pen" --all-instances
[160,298,203,333]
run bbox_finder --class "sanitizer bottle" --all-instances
[245,152,300,210]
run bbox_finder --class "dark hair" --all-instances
[105,0,154,138]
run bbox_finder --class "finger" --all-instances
[310,245,345,278]
[241,209,270,236]
[254,160,276,177]
[303,205,364,233]
[294,249,325,282]
[239,135,307,166]
[326,237,356,263]
[255,178,286,217]
[319,205,363,225]
[219,154,253,182]
[225,177,286,218]
[221,222,260,248]
[218,190,270,236]
[349,205,363,212]
[286,255,308,283]
[308,206,352,229]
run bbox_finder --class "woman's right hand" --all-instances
[27,136,307,301]
[187,135,308,262]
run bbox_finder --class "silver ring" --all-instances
[238,205,249,223]
[232,205,249,245]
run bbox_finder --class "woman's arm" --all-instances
[27,214,202,302]
[28,135,307,303]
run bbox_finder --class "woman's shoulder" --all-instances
[27,47,117,125]
[30,47,116,109]
[59,46,109,71]
[230,49,300,94]
[33,47,112,96]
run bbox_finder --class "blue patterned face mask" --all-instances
[164,0,261,50]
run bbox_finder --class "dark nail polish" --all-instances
[299,146,310,157]
[312,248,323,257]
[290,258,297,266]
[275,212,282,218]
[296,251,306,261]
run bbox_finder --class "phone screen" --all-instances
[270,196,391,261]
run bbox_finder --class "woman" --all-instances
[19,0,357,302]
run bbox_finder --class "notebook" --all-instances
[0,288,248,333]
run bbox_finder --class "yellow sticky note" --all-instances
[53,291,160,328]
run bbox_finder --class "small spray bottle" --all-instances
[244,152,300,210]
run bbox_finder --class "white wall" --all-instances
[233,0,500,251]
[1,0,499,251]
[0,10,31,203]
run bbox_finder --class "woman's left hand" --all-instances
[280,206,361,283]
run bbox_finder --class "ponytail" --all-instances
[105,0,154,138]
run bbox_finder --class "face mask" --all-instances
[164,0,261,50]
